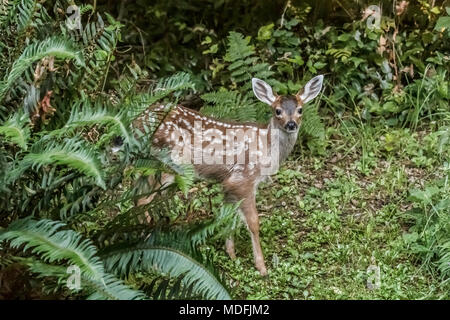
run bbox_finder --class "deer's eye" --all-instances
[297,108,303,115]
[275,109,282,116]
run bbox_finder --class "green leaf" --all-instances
[288,55,305,66]
[403,232,419,244]
[313,61,326,69]
[435,16,450,31]
[257,23,274,41]
[408,186,440,204]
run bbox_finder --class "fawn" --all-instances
[133,75,324,276]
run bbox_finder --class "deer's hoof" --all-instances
[225,239,236,260]
[256,263,268,277]
[227,251,237,260]
[259,268,268,277]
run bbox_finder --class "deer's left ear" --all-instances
[252,78,277,106]
[297,75,324,104]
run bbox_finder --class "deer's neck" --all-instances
[268,118,299,164]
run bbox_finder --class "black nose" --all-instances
[285,121,297,131]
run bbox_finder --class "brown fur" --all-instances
[134,98,305,276]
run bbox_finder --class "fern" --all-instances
[126,72,195,120]
[0,0,15,29]
[115,63,148,102]
[0,218,104,280]
[0,111,30,149]
[101,231,231,300]
[189,203,241,245]
[299,102,325,139]
[84,273,146,300]
[224,31,273,90]
[326,48,352,62]
[200,89,259,122]
[143,274,202,300]
[15,0,38,33]
[0,2,230,301]
[1,219,146,300]
[76,14,119,94]
[12,138,106,189]
[51,101,134,146]
[0,36,84,101]
[149,148,195,194]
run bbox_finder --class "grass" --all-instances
[182,121,449,299]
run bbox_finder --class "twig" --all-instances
[279,0,291,29]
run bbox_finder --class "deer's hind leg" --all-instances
[223,191,238,260]
[225,238,236,260]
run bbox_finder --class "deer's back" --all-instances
[134,104,273,184]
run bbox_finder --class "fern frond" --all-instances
[144,274,203,300]
[127,72,195,120]
[0,218,104,281]
[0,0,16,28]
[326,48,352,62]
[115,63,148,102]
[299,102,325,139]
[155,71,195,94]
[71,14,120,95]
[0,111,30,149]
[224,31,254,63]
[149,148,195,194]
[85,273,146,300]
[5,224,147,300]
[224,31,273,90]
[50,102,133,145]
[26,259,147,300]
[16,0,38,33]
[200,89,258,122]
[0,36,84,101]
[189,203,241,245]
[11,138,106,189]
[101,231,231,300]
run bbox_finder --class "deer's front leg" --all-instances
[241,197,267,276]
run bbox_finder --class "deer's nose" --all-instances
[285,121,298,131]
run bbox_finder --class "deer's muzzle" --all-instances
[285,121,298,132]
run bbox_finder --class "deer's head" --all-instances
[252,75,324,133]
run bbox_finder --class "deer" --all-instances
[132,75,324,276]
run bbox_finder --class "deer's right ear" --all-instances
[252,78,276,106]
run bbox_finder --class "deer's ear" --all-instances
[298,75,324,104]
[252,78,276,106]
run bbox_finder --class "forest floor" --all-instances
[188,122,449,299]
